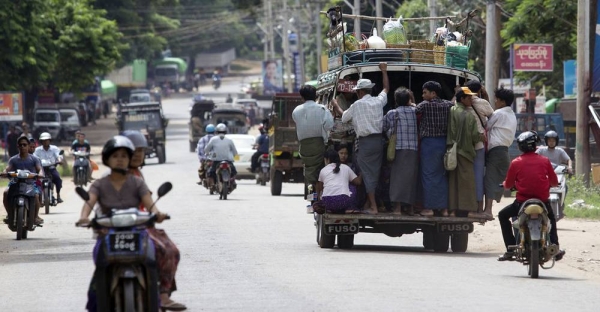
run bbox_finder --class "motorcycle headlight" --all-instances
[110,213,137,227]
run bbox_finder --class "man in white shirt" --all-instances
[292,85,334,188]
[34,132,64,203]
[332,62,389,213]
[205,123,238,188]
[483,88,517,218]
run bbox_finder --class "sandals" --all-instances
[497,252,515,261]
[161,300,187,311]
[555,250,566,261]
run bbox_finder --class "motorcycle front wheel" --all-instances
[44,187,50,214]
[16,205,24,240]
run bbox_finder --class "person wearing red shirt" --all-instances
[498,131,565,261]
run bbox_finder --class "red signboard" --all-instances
[513,44,553,72]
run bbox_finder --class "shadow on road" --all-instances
[0,251,90,264]
[337,244,497,259]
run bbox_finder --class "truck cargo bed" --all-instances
[323,213,487,224]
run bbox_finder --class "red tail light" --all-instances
[261,154,269,159]
[219,162,229,169]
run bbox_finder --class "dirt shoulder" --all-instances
[471,196,600,280]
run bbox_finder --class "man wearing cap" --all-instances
[415,81,454,216]
[447,87,482,217]
[332,62,389,214]
[292,85,334,189]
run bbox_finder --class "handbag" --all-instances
[387,110,398,162]
[444,110,467,171]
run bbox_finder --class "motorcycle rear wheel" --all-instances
[222,182,228,200]
[123,279,135,312]
[528,241,540,278]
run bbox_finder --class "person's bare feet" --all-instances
[419,209,434,216]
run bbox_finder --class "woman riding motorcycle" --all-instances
[76,136,184,311]
[121,130,186,311]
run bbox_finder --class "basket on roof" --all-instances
[410,40,434,64]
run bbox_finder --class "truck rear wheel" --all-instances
[337,235,354,249]
[157,145,166,164]
[451,233,469,253]
[432,232,450,253]
[317,216,335,248]
[270,170,283,196]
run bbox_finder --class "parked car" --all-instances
[59,108,81,140]
[33,109,62,141]
[227,134,256,179]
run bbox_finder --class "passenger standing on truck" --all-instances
[464,81,494,213]
[292,85,334,188]
[447,88,481,217]
[333,62,389,214]
[383,87,418,215]
[415,81,454,217]
[483,88,517,219]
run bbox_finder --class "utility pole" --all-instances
[376,0,383,35]
[428,0,437,36]
[295,0,305,87]
[267,0,275,60]
[354,0,361,38]
[315,2,323,74]
[485,0,500,107]
[576,0,592,183]
[283,0,293,92]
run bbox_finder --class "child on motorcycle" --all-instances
[497,131,565,262]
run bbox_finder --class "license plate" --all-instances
[109,232,140,252]
[325,223,359,235]
[437,223,473,233]
[261,162,269,167]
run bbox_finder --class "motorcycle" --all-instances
[1,170,40,240]
[508,199,560,278]
[199,159,218,195]
[75,182,172,312]
[549,163,568,221]
[73,150,91,187]
[212,77,221,90]
[216,161,236,200]
[40,156,61,214]
[255,153,270,186]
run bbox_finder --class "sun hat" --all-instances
[352,79,376,91]
[461,87,477,95]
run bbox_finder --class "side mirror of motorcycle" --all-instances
[59,150,65,156]
[75,186,90,201]
[157,182,172,198]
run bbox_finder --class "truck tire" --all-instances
[189,141,196,152]
[157,145,166,164]
[432,232,450,253]
[422,229,434,250]
[270,170,283,196]
[337,235,354,249]
[318,216,335,248]
[451,233,469,253]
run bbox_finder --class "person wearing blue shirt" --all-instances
[251,125,269,173]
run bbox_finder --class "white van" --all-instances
[33,109,62,140]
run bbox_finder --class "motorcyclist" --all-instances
[120,130,187,311]
[226,94,233,103]
[204,123,238,188]
[71,132,93,182]
[497,131,565,261]
[2,135,45,225]
[196,124,215,185]
[251,124,269,173]
[537,130,572,220]
[34,132,64,203]
[75,136,170,312]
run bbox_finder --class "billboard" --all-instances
[513,44,553,72]
[563,60,577,98]
[0,92,24,121]
[593,3,600,92]
[262,59,284,95]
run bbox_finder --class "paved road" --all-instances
[1,80,600,311]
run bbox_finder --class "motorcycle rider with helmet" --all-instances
[204,123,238,189]
[34,132,64,203]
[120,130,187,311]
[71,132,93,182]
[76,136,171,311]
[196,124,216,185]
[497,131,565,261]
[251,124,269,173]
[537,130,573,174]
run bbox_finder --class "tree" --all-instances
[500,0,577,98]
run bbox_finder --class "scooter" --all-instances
[199,159,218,195]
[549,163,568,221]
[40,157,61,214]
[76,183,172,312]
[73,151,90,187]
[508,199,560,278]
[1,170,39,240]
[216,161,236,200]
[255,153,270,186]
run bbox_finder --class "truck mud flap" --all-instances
[324,219,359,235]
[437,223,474,234]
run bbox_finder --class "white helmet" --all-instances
[39,132,52,141]
[216,123,227,133]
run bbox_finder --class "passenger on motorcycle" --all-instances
[251,124,269,173]
[537,131,573,174]
[71,132,93,182]
[76,136,170,312]
[196,124,215,184]
[28,138,37,154]
[204,123,238,188]
[121,130,187,311]
[498,131,565,261]
[2,135,45,225]
[34,132,64,203]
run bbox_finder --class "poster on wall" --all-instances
[0,92,24,121]
[262,59,284,95]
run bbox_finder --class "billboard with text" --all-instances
[513,44,553,72]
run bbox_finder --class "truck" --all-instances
[311,6,488,252]
[267,93,305,196]
[105,59,148,101]
[154,57,188,91]
[116,102,168,164]
[194,48,236,76]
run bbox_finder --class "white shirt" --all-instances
[341,91,387,137]
[204,136,238,162]
[292,100,334,142]
[34,145,62,164]
[318,163,357,197]
[486,106,517,150]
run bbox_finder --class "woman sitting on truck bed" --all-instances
[314,149,361,214]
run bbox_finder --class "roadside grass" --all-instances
[564,175,600,220]
[0,162,6,187]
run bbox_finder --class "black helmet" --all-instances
[544,130,559,145]
[517,131,539,153]
[120,130,148,148]
[102,135,135,166]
